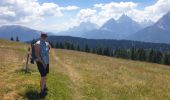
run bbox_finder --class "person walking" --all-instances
[34,32,50,97]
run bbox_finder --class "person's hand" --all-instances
[35,58,41,62]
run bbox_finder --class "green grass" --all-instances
[1,39,170,100]
[0,40,74,100]
[15,71,73,100]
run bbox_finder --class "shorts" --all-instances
[36,61,49,77]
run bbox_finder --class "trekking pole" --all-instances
[25,47,30,72]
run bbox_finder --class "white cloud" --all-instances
[0,7,15,17]
[125,0,170,23]
[91,2,138,26]
[42,8,97,32]
[60,6,79,11]
[38,3,63,17]
[1,0,170,33]
[0,0,79,25]
[73,0,170,27]
[76,8,96,22]
[94,2,138,10]
[62,0,170,32]
[141,0,170,21]
[145,0,170,14]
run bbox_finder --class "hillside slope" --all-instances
[1,39,170,100]
[127,11,170,44]
[0,25,40,42]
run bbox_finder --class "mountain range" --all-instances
[100,15,142,37]
[0,25,40,42]
[0,11,170,44]
[82,14,142,39]
[0,25,55,42]
[57,22,99,37]
[127,11,170,44]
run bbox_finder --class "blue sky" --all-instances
[0,0,170,33]
[36,0,159,32]
[37,0,160,32]
[39,0,157,8]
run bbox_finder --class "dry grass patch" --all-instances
[2,40,170,100]
[55,49,170,100]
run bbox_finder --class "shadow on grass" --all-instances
[24,89,48,100]
[15,68,36,74]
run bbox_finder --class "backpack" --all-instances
[30,40,50,64]
[30,44,36,64]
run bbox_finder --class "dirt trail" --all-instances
[51,50,82,100]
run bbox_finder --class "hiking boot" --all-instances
[44,87,48,92]
[44,84,48,92]
[39,90,46,98]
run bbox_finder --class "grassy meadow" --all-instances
[1,39,170,100]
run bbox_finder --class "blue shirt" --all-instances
[36,40,49,64]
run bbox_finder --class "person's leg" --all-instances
[44,64,49,91]
[44,76,46,88]
[36,62,47,96]
[39,76,46,97]
[46,64,49,74]
[40,76,46,91]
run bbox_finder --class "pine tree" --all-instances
[70,43,74,50]
[155,51,163,64]
[64,42,71,50]
[10,37,14,41]
[59,42,64,49]
[137,48,146,61]
[76,45,80,51]
[114,49,120,57]
[141,49,146,61]
[147,49,162,63]
[49,42,54,48]
[103,48,110,56]
[55,42,59,48]
[85,44,90,52]
[148,49,154,62]
[96,47,103,55]
[64,42,68,49]
[16,36,20,42]
[163,52,170,65]
[110,50,114,57]
[31,39,36,44]
[130,47,135,60]
[92,48,96,54]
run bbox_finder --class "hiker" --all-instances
[34,32,51,97]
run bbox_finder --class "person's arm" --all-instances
[34,44,46,68]
[48,42,51,53]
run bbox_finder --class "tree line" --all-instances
[48,42,170,66]
[10,36,20,42]
[47,36,170,52]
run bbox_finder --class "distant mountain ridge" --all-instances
[57,22,99,37]
[101,14,142,38]
[0,14,153,42]
[0,25,40,42]
[82,14,142,39]
[1,11,170,44]
[139,19,154,28]
[127,11,170,44]
[0,25,56,42]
